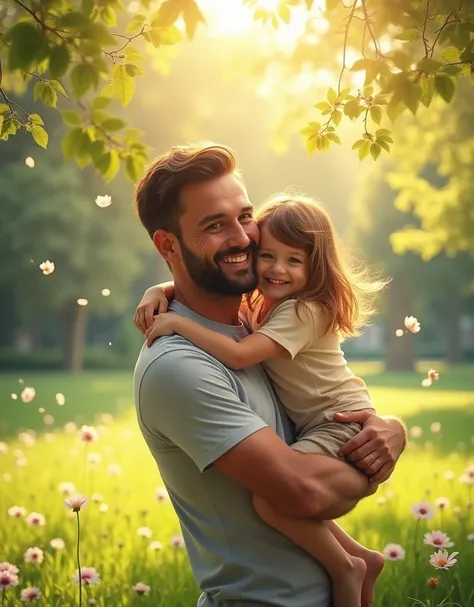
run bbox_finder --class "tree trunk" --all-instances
[446,300,462,363]
[63,302,88,372]
[385,280,415,371]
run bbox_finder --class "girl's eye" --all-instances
[289,257,302,264]
[259,252,272,259]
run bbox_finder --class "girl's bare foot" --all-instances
[332,556,366,607]
[360,550,385,607]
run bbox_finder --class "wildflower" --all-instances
[91,493,103,504]
[410,426,423,438]
[411,501,435,520]
[20,387,36,403]
[18,432,35,447]
[424,531,454,548]
[170,535,185,548]
[382,544,405,560]
[50,538,65,550]
[87,453,101,466]
[55,393,66,406]
[8,505,27,518]
[430,422,441,433]
[444,471,455,481]
[0,563,19,575]
[0,442,8,454]
[149,541,162,551]
[39,261,55,275]
[466,533,474,541]
[395,329,404,337]
[20,586,42,602]
[107,463,121,477]
[0,570,19,590]
[65,494,88,513]
[429,549,458,570]
[99,504,108,513]
[64,422,77,434]
[58,482,75,496]
[133,582,151,596]
[26,512,45,526]
[435,497,450,510]
[72,567,100,586]
[156,487,169,502]
[426,577,440,590]
[404,316,421,333]
[24,547,44,564]
[95,195,112,208]
[428,369,439,381]
[79,425,98,443]
[422,378,432,387]
[137,527,152,539]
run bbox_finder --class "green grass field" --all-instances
[0,362,473,606]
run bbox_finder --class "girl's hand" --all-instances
[145,313,178,346]
[134,286,169,335]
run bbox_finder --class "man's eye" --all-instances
[207,222,222,231]
[239,213,253,222]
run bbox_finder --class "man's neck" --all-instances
[174,283,242,325]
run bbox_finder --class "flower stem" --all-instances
[76,511,82,607]
[443,571,453,607]
[1,588,5,607]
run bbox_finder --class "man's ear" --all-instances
[153,230,180,264]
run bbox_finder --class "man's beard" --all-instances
[178,237,259,296]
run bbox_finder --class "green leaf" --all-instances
[112,65,135,107]
[390,51,412,71]
[49,45,70,79]
[62,128,86,158]
[59,12,91,30]
[305,135,318,155]
[29,113,44,125]
[326,132,341,144]
[358,140,371,161]
[34,82,57,108]
[31,125,48,148]
[344,99,361,120]
[434,75,455,103]
[401,82,420,115]
[7,22,46,71]
[100,6,117,27]
[182,0,206,38]
[125,63,144,77]
[327,87,337,104]
[125,155,144,182]
[100,117,126,131]
[331,109,342,126]
[126,19,146,33]
[440,46,460,62]
[386,100,405,123]
[419,76,435,108]
[351,139,364,150]
[370,142,382,160]
[416,58,442,74]
[394,28,419,42]
[377,139,390,153]
[277,3,291,24]
[70,64,99,97]
[61,110,82,127]
[315,101,332,111]
[49,80,69,99]
[350,59,368,71]
[104,149,120,181]
[94,151,113,175]
[369,105,383,124]
[92,96,111,109]
[153,0,182,27]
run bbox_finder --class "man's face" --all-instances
[176,174,259,296]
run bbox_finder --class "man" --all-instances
[133,142,406,607]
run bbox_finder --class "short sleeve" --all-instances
[136,346,267,472]
[256,300,320,359]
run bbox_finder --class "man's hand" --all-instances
[133,286,169,335]
[145,313,179,346]
[334,410,406,483]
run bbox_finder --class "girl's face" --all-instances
[256,223,309,303]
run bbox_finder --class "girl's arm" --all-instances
[145,314,287,369]
[134,282,175,334]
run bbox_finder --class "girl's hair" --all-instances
[253,193,389,338]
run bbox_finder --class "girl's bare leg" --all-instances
[254,495,366,607]
[326,521,385,607]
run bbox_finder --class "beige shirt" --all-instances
[247,299,374,434]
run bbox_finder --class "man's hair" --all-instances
[134,143,239,239]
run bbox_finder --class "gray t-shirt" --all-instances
[134,300,331,607]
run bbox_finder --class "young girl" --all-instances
[135,194,388,607]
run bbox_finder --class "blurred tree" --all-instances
[0,144,149,371]
[350,162,474,370]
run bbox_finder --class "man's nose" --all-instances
[227,222,251,248]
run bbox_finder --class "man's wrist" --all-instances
[383,416,407,445]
